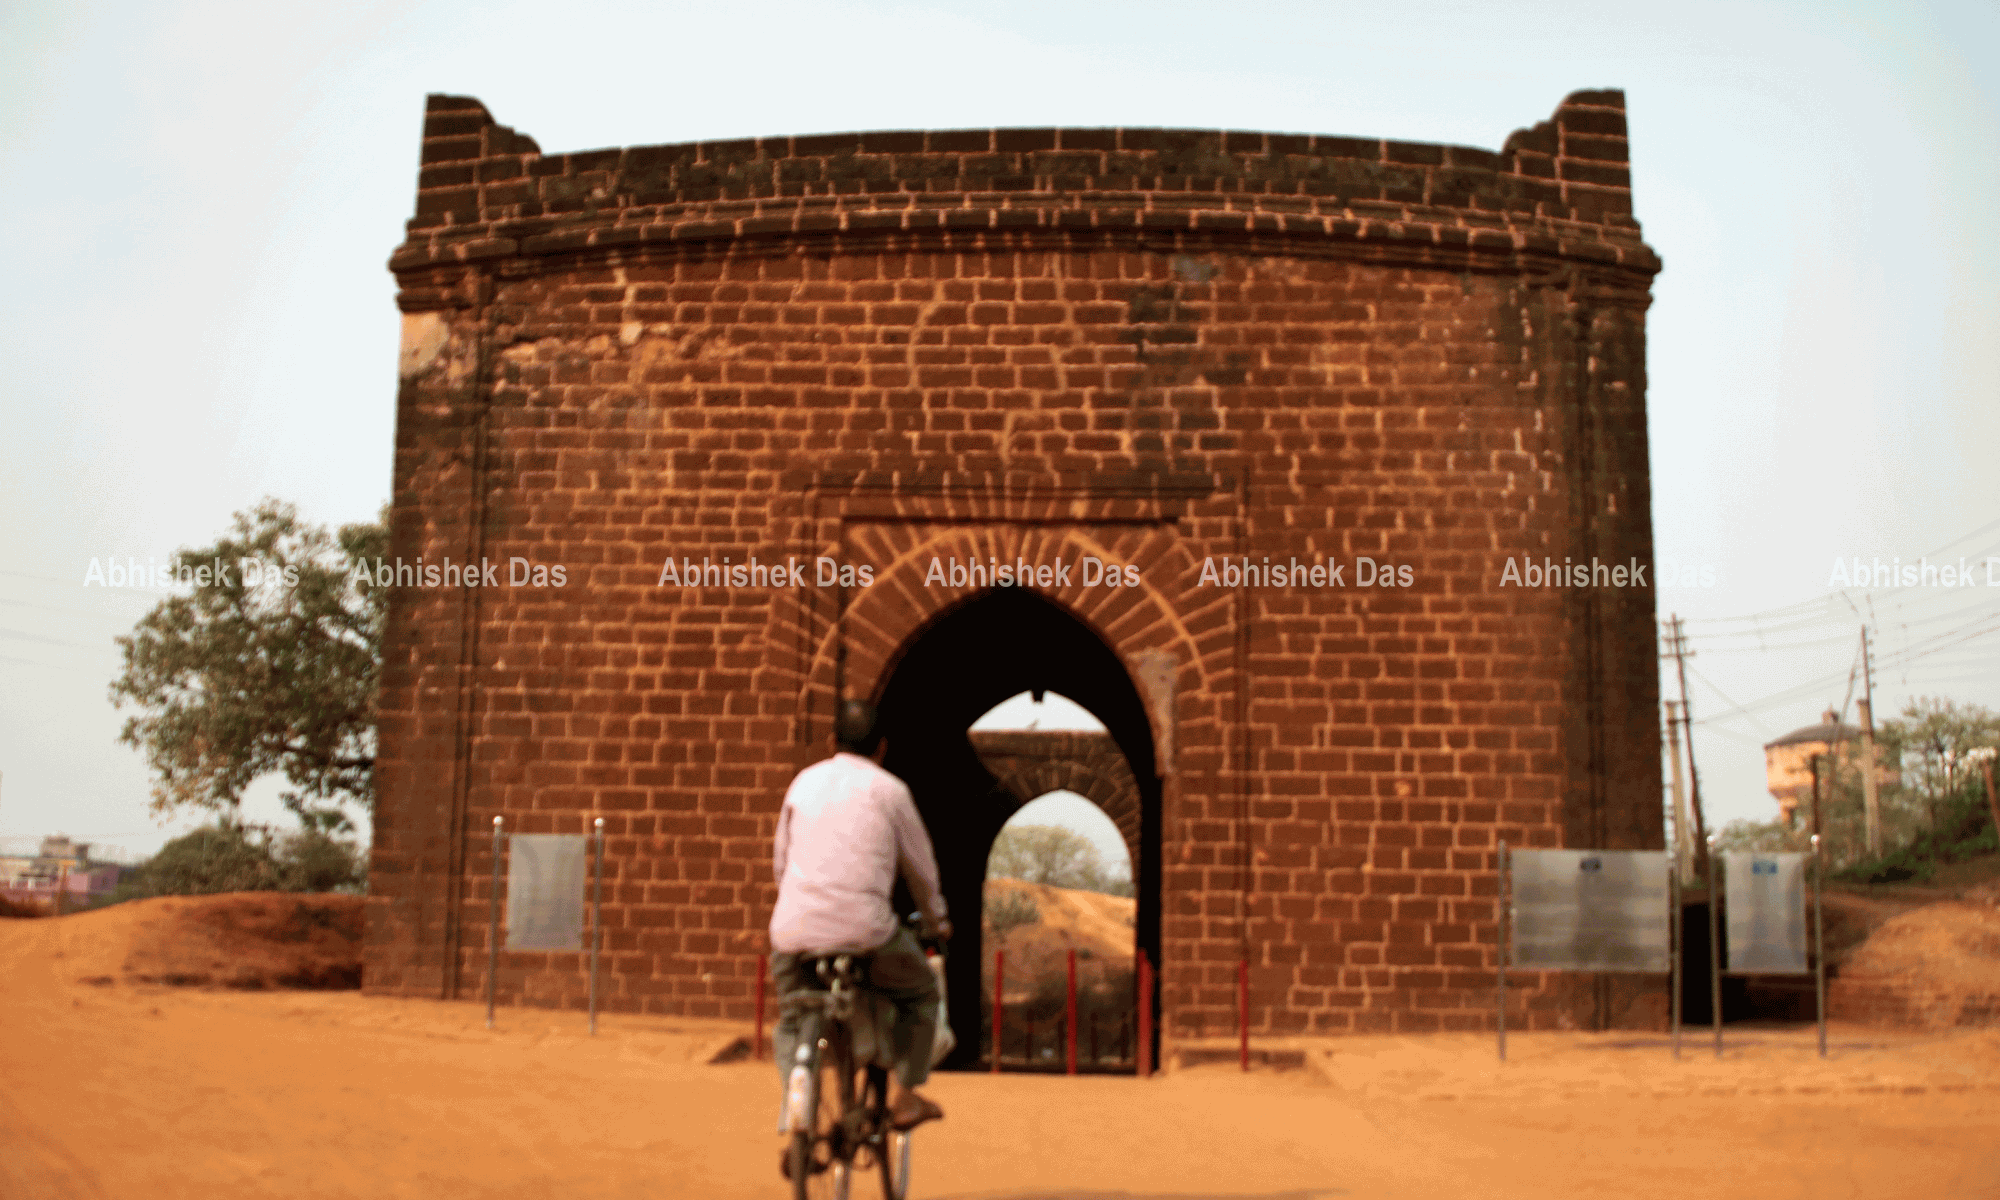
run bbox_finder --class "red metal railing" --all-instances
[754,953,767,1059]
[1065,948,1078,1074]
[991,948,1004,1073]
[1238,958,1249,1071]
[986,946,1155,1075]
[1137,950,1153,1078]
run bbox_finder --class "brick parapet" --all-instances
[391,92,1657,301]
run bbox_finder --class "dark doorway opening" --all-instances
[982,785,1139,1073]
[875,587,1162,1071]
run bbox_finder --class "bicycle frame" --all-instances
[779,956,862,1138]
[780,953,912,1200]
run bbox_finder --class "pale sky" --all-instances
[3,0,1996,860]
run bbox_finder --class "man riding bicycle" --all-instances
[770,699,951,1131]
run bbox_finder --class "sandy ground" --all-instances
[5,899,1999,1200]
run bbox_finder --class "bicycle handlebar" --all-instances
[904,910,949,956]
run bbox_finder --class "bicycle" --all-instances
[779,932,941,1200]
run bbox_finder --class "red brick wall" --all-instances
[1829,976,2000,1029]
[367,90,1665,1042]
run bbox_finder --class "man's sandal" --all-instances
[889,1095,943,1131]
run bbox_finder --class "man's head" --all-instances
[835,699,884,758]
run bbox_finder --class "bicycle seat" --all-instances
[811,953,872,989]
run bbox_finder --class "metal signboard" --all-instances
[505,834,588,951]
[1722,852,1808,975]
[1510,849,1671,972]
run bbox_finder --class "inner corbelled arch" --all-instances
[968,727,1143,879]
[874,586,1161,1070]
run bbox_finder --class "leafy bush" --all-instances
[110,823,366,901]
[1834,787,1996,886]
[140,825,284,894]
[274,828,368,893]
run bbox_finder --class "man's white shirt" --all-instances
[770,752,947,954]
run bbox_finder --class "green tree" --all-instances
[1768,696,2000,881]
[986,823,1132,896]
[1882,696,2000,834]
[1714,816,1802,857]
[110,499,387,833]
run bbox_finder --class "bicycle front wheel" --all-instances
[859,1065,909,1200]
[791,1053,855,1200]
[879,1128,910,1200]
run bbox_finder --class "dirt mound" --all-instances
[984,879,1134,958]
[1829,893,2000,1028]
[0,892,364,990]
[983,878,1134,999]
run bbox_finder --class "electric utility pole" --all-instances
[1810,753,1825,840]
[1661,616,1711,878]
[1664,700,1691,882]
[1858,627,1882,856]
[1968,747,1999,853]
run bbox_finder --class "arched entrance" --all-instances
[983,787,1139,1071]
[875,587,1161,1070]
[970,730,1143,876]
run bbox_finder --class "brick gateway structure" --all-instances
[367,89,1667,1058]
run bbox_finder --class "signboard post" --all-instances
[1722,852,1808,975]
[1716,847,1817,1059]
[1669,863,1682,1060]
[1811,835,1827,1058]
[1495,841,1509,1063]
[589,817,604,1036]
[1509,850,1671,972]
[1501,847,1672,1062]
[487,817,503,1030]
[485,818,593,1032]
[504,834,589,952]
[993,949,1004,1073]
[1706,835,1721,1057]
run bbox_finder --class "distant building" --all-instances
[0,835,127,905]
[1763,710,1897,826]
[0,855,32,888]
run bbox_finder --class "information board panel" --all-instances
[1510,849,1671,972]
[1722,852,1808,975]
[505,834,587,951]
